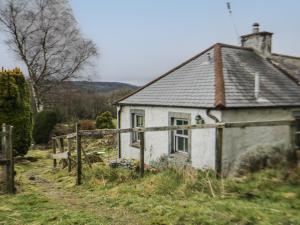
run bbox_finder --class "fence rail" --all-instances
[51,119,296,185]
[53,119,294,139]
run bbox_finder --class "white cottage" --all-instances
[116,24,300,175]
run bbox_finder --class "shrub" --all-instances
[232,144,287,176]
[0,68,32,156]
[80,120,96,130]
[33,111,58,144]
[96,111,115,129]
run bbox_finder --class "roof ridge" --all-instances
[217,43,253,51]
[272,53,300,60]
[115,43,217,105]
[214,44,226,108]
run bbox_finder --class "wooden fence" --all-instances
[52,119,296,185]
[0,124,15,194]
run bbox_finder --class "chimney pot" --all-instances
[252,23,260,33]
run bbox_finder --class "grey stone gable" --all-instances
[222,47,300,107]
[119,48,216,108]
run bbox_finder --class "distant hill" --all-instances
[66,81,139,93]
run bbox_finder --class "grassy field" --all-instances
[0,149,299,225]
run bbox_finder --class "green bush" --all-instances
[96,111,115,129]
[33,111,58,144]
[0,68,32,156]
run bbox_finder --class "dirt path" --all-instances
[18,156,144,225]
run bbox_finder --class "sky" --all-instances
[0,0,300,85]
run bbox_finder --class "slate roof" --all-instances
[270,54,300,84]
[117,43,300,108]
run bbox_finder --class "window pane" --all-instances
[183,121,188,125]
[137,115,143,127]
[184,138,188,152]
[176,130,183,135]
[184,130,188,135]
[176,120,183,125]
[177,136,184,151]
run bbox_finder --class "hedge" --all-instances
[33,111,58,144]
[0,68,32,156]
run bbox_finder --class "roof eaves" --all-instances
[214,43,226,108]
[117,102,214,109]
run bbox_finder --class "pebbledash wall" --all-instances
[221,108,298,175]
[118,105,221,169]
[118,105,297,174]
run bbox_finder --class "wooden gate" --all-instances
[0,124,15,194]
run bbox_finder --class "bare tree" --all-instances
[0,0,98,113]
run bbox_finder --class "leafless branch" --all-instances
[0,0,98,112]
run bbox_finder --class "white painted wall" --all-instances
[119,105,221,169]
[221,108,298,175]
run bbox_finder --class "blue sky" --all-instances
[1,0,300,85]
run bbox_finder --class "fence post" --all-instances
[76,123,82,185]
[216,127,223,178]
[52,139,57,168]
[59,138,64,152]
[67,138,72,173]
[1,124,6,159]
[1,124,7,193]
[6,125,14,194]
[289,123,298,164]
[140,132,145,177]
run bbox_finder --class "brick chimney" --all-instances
[241,23,273,57]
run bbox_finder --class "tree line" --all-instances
[46,83,135,121]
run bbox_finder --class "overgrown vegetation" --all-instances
[80,120,96,130]
[33,111,59,144]
[232,144,290,176]
[0,68,32,156]
[0,146,299,225]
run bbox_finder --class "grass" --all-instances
[0,148,299,225]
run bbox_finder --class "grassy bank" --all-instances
[0,149,299,225]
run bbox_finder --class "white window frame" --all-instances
[132,114,144,143]
[173,118,189,153]
[130,111,144,147]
